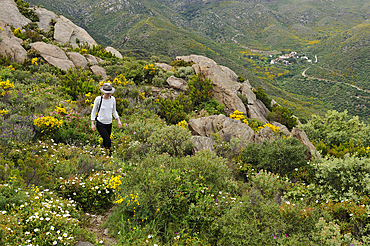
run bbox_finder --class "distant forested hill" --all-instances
[27,0,370,121]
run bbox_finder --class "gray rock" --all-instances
[30,42,74,71]
[192,136,215,152]
[86,54,98,66]
[0,0,31,29]
[105,46,122,59]
[177,55,245,115]
[188,114,255,145]
[241,81,268,123]
[90,65,107,79]
[74,242,94,246]
[155,63,173,71]
[220,65,238,83]
[67,52,88,68]
[34,7,57,32]
[0,21,27,63]
[254,126,276,143]
[166,76,188,91]
[290,128,320,159]
[54,16,97,47]
[271,121,290,136]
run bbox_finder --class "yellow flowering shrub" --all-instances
[0,79,15,96]
[31,57,38,66]
[55,104,67,114]
[258,123,280,133]
[230,110,249,124]
[34,116,63,136]
[177,120,188,129]
[8,65,15,70]
[0,109,9,116]
[143,63,156,75]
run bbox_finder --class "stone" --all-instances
[271,121,290,136]
[192,136,215,152]
[290,128,320,159]
[155,63,173,71]
[105,46,123,59]
[0,0,31,29]
[188,114,255,145]
[54,16,97,47]
[254,126,276,143]
[67,52,88,68]
[0,21,27,63]
[166,76,188,91]
[30,42,74,71]
[34,7,57,32]
[86,54,98,66]
[241,81,268,123]
[90,65,107,79]
[220,65,238,82]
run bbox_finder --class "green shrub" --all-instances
[237,138,308,177]
[170,60,194,67]
[15,0,39,22]
[197,98,225,115]
[108,151,237,244]
[59,68,97,100]
[157,96,187,124]
[147,125,193,157]
[312,155,370,203]
[0,180,82,245]
[187,74,213,107]
[299,110,370,148]
[267,104,298,130]
[253,87,272,111]
[55,171,117,213]
[177,66,194,81]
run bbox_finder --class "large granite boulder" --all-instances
[192,136,215,152]
[188,114,255,145]
[54,16,97,47]
[90,65,107,79]
[67,52,88,68]
[0,20,27,63]
[86,54,98,66]
[30,42,74,71]
[166,76,188,91]
[0,0,31,29]
[155,63,173,71]
[177,55,246,115]
[105,46,123,59]
[241,81,269,123]
[290,128,320,159]
[34,7,58,32]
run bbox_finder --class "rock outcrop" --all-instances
[90,65,107,79]
[177,55,269,123]
[188,114,255,145]
[30,42,74,71]
[192,136,215,152]
[86,54,99,66]
[34,7,57,32]
[67,52,88,68]
[155,63,173,71]
[177,55,246,115]
[105,46,123,59]
[0,20,27,63]
[166,76,188,91]
[290,128,320,159]
[0,0,31,29]
[54,16,97,48]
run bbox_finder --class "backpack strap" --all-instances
[95,96,103,121]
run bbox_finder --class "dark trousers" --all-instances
[96,121,112,149]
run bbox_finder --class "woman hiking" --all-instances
[91,83,122,155]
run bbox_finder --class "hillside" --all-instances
[3,1,370,245]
